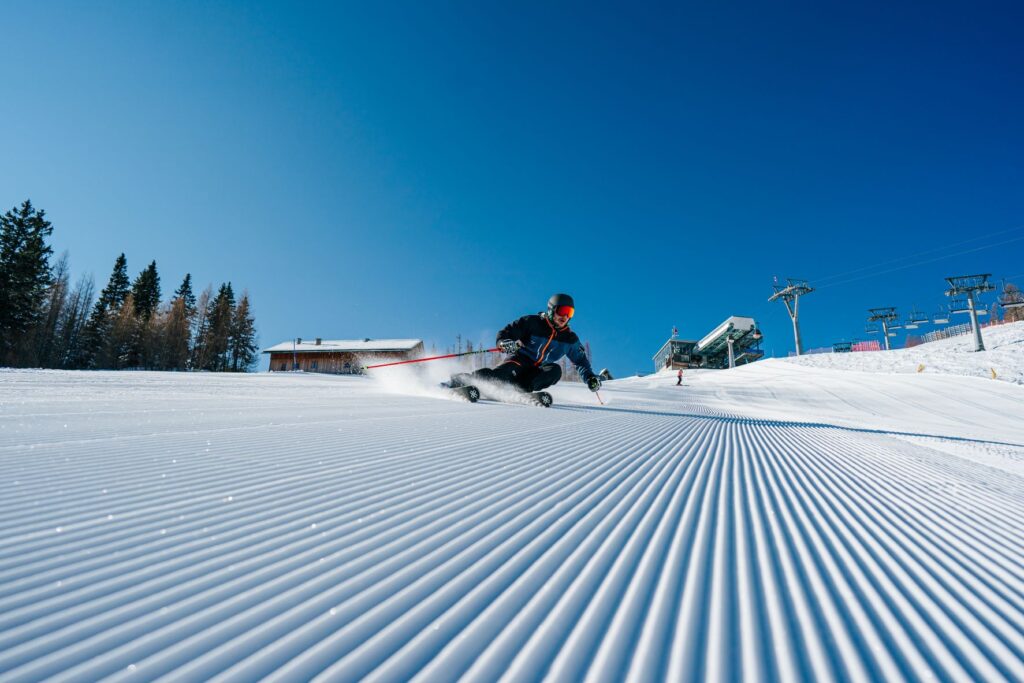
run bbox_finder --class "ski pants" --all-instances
[475,360,562,392]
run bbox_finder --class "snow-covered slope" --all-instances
[781,320,1024,384]
[1,357,1022,681]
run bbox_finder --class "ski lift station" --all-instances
[653,316,764,371]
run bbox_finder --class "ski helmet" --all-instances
[547,293,575,319]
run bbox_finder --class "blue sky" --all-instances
[2,1,1022,375]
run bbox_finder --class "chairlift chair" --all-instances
[865,323,879,334]
[933,307,950,324]
[949,298,969,314]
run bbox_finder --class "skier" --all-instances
[676,369,683,386]
[451,293,602,395]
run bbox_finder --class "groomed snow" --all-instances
[1,329,1023,681]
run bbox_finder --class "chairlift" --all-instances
[903,318,919,330]
[908,309,929,325]
[865,323,879,334]
[933,307,950,324]
[949,298,969,314]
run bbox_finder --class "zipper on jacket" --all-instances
[536,319,557,366]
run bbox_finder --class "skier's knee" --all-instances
[532,364,561,390]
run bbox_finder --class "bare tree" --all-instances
[1003,283,1024,323]
[190,286,213,370]
[25,252,71,367]
[161,297,191,370]
[109,293,139,369]
[59,275,95,368]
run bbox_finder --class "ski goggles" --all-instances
[553,305,575,318]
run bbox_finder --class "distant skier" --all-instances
[452,293,601,394]
[676,369,683,386]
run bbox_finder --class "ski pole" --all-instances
[595,390,605,406]
[363,347,500,370]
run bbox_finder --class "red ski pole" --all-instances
[363,347,500,370]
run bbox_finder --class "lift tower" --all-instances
[769,278,814,356]
[945,274,995,352]
[867,308,899,350]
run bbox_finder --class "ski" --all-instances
[445,374,551,407]
[525,390,553,408]
[446,384,480,402]
[491,389,553,408]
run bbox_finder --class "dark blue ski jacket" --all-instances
[497,314,596,382]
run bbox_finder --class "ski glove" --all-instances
[497,339,522,354]
[587,376,602,392]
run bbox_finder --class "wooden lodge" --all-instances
[263,338,424,374]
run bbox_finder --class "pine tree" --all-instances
[160,273,196,369]
[205,283,235,371]
[0,200,54,365]
[127,261,161,367]
[131,261,161,321]
[80,254,131,368]
[228,292,258,371]
[95,253,130,311]
[174,273,197,318]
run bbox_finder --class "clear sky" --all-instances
[3,1,1022,375]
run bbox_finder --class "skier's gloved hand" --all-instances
[587,376,602,392]
[497,339,522,354]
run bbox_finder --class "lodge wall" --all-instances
[268,348,420,373]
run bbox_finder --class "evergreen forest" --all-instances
[0,200,259,371]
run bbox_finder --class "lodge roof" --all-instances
[262,339,423,354]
